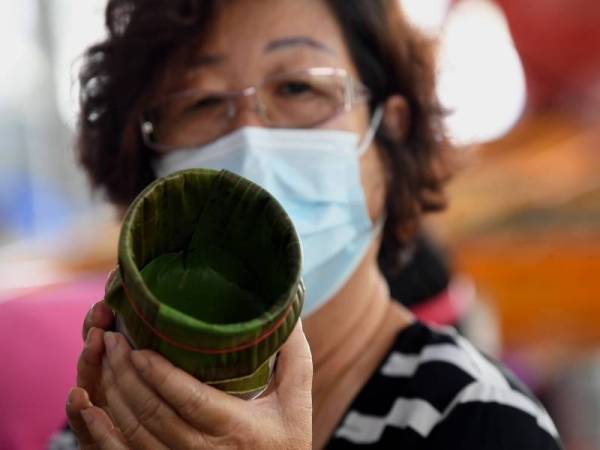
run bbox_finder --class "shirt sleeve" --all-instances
[424,382,563,450]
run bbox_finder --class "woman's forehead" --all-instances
[153,0,360,96]
[204,1,344,47]
[186,0,354,71]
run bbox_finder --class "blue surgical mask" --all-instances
[154,107,384,316]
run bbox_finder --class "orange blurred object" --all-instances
[432,111,600,376]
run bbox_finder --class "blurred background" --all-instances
[0,0,599,449]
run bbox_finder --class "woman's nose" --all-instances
[228,95,266,129]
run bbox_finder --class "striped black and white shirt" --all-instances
[326,321,562,449]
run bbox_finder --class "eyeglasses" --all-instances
[140,67,370,151]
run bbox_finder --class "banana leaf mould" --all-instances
[104,169,304,398]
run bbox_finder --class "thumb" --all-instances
[273,320,313,408]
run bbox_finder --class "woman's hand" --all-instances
[67,300,115,448]
[68,266,118,447]
[68,317,313,449]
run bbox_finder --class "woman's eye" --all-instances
[277,82,313,96]
[188,96,224,111]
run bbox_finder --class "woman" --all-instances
[66,0,562,448]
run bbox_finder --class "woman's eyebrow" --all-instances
[264,36,336,55]
[186,36,335,69]
[188,54,226,68]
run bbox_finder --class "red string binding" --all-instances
[121,282,294,355]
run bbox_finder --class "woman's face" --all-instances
[156,0,387,222]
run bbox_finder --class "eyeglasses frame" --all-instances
[140,67,371,151]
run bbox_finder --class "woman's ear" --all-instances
[382,95,410,142]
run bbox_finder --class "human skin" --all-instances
[67,0,414,448]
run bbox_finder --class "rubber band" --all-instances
[121,282,294,355]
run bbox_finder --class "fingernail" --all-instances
[130,351,149,373]
[104,331,117,354]
[84,329,92,347]
[80,408,94,426]
[66,387,75,407]
[90,302,101,323]
[105,267,118,290]
[85,327,98,346]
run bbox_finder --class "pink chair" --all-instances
[0,277,105,450]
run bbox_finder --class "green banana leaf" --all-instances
[104,169,304,397]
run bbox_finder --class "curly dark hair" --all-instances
[77,0,451,273]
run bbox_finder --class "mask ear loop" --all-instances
[356,105,387,233]
[357,105,385,156]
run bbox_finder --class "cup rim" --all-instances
[118,168,303,338]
